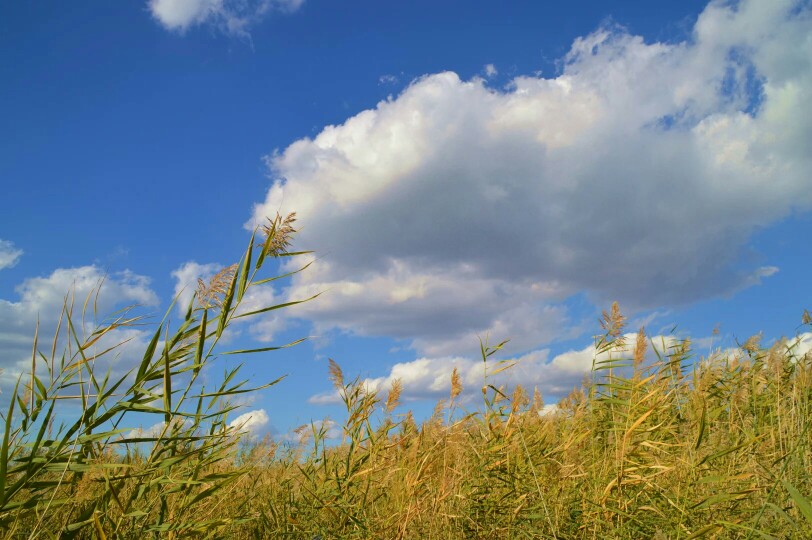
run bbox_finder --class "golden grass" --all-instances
[1,219,811,539]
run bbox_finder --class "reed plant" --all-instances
[2,219,811,538]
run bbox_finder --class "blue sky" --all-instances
[1,0,811,439]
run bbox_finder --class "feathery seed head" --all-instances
[531,387,543,413]
[600,301,627,346]
[511,384,528,414]
[742,333,762,353]
[386,378,402,413]
[328,358,344,390]
[197,264,238,309]
[260,212,297,257]
[450,367,462,400]
[633,327,647,368]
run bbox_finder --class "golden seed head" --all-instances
[386,378,402,413]
[450,367,462,400]
[260,212,297,257]
[531,387,543,412]
[196,264,238,309]
[511,384,528,414]
[431,399,446,420]
[633,326,647,368]
[803,310,811,325]
[600,301,627,345]
[327,358,344,390]
[742,333,762,353]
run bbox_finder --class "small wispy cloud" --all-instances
[147,0,305,36]
[483,63,498,78]
[378,74,399,86]
[282,419,341,443]
[0,239,22,270]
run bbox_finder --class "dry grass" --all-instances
[2,219,811,539]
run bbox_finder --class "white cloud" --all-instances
[228,408,270,437]
[148,0,304,35]
[0,266,159,387]
[483,63,498,78]
[127,417,190,439]
[249,0,811,356]
[379,74,399,86]
[0,240,22,270]
[308,333,684,405]
[788,332,812,360]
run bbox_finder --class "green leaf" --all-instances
[0,378,21,506]
[233,293,320,320]
[220,338,306,355]
[237,231,255,302]
[783,480,812,524]
[216,265,239,339]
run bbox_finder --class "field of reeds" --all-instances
[1,215,811,539]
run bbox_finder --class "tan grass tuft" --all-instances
[511,384,528,414]
[328,358,344,390]
[261,212,297,257]
[742,333,762,353]
[531,386,543,413]
[386,378,402,413]
[633,326,647,370]
[600,301,627,346]
[197,263,238,309]
[450,367,462,401]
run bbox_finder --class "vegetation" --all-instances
[1,218,811,539]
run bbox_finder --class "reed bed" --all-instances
[2,219,811,539]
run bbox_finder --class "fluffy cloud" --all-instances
[0,266,159,387]
[228,408,270,439]
[0,239,22,270]
[787,332,812,360]
[127,417,191,439]
[308,333,685,405]
[148,0,304,35]
[249,0,812,357]
[308,330,812,406]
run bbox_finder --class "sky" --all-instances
[1,0,811,440]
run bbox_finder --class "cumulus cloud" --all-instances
[483,63,498,78]
[0,266,159,387]
[228,408,271,439]
[311,331,812,406]
[0,240,22,270]
[308,333,686,405]
[148,0,304,35]
[127,417,191,439]
[786,332,812,360]
[248,0,812,357]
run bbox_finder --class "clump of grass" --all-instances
[238,306,812,539]
[3,220,812,538]
[0,213,314,538]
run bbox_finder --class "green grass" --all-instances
[2,218,811,539]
